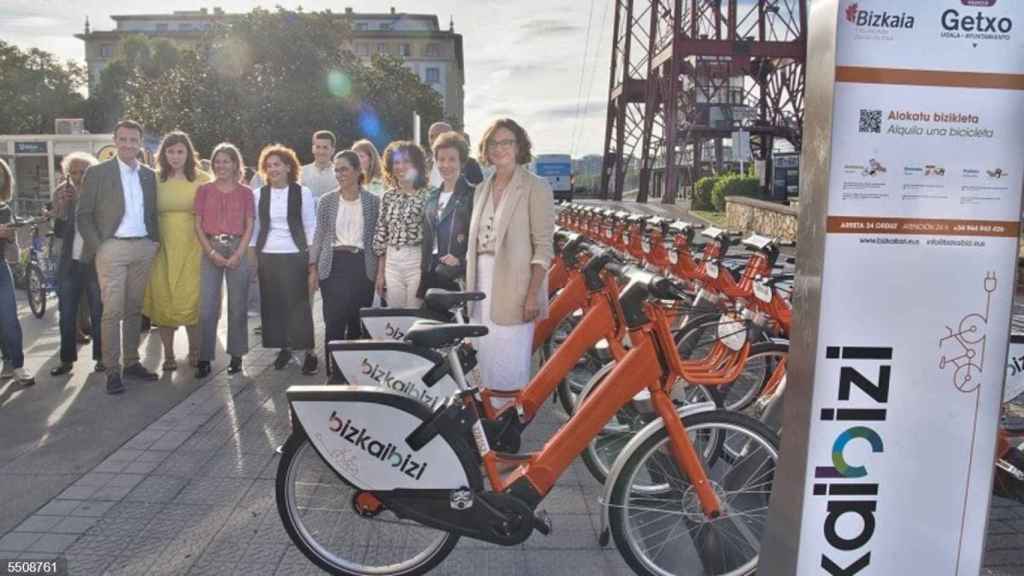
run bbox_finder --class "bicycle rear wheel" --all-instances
[275,430,458,576]
[25,264,46,318]
[608,410,779,576]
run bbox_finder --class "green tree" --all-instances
[116,7,443,163]
[350,54,444,148]
[84,35,183,133]
[0,40,86,133]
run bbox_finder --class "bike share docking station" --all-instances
[761,1,1024,574]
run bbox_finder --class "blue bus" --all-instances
[530,154,574,201]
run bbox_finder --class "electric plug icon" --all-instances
[985,271,997,294]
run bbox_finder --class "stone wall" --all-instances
[724,196,799,241]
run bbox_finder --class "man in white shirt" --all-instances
[77,119,161,394]
[299,130,338,199]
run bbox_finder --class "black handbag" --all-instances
[432,196,462,281]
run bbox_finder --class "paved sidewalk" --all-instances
[1,297,1023,574]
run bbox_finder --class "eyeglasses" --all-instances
[487,139,517,150]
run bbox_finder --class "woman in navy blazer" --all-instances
[418,132,474,298]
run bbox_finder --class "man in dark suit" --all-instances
[77,119,161,394]
[50,153,104,377]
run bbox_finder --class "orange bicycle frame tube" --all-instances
[487,324,721,516]
[533,268,589,352]
[547,256,569,296]
[485,285,624,422]
[759,355,788,399]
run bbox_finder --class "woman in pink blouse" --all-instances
[193,143,255,378]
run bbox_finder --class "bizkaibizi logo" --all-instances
[328,410,429,480]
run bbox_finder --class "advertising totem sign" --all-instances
[761,1,1024,574]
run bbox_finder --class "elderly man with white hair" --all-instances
[50,151,105,376]
[427,121,453,188]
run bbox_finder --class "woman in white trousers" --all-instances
[372,141,429,308]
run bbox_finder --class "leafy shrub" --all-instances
[711,174,761,211]
[692,176,718,211]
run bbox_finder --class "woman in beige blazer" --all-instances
[466,118,555,396]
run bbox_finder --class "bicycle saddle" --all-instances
[404,320,489,349]
[424,289,485,312]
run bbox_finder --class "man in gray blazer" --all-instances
[77,119,161,394]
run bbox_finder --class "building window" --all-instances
[155,23,168,31]
[380,23,392,31]
[178,23,192,30]
[377,43,387,54]
[425,43,440,57]
[355,22,368,31]
[426,67,440,84]
[100,44,113,58]
[400,44,411,57]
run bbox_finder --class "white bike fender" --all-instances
[597,401,718,537]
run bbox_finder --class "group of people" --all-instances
[0,116,555,398]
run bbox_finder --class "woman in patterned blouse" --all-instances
[372,141,429,308]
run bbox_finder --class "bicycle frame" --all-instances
[532,259,590,351]
[472,283,724,517]
[485,271,626,421]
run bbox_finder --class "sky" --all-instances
[0,0,615,157]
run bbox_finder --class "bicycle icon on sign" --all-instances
[939,272,997,393]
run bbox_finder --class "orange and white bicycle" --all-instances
[277,266,780,576]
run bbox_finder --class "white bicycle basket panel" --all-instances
[1005,339,1024,404]
[332,348,458,411]
[293,399,469,490]
[362,314,420,341]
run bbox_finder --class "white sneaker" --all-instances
[0,363,13,379]
[14,367,35,386]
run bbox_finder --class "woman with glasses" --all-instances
[466,118,554,399]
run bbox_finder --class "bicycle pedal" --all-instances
[533,510,552,536]
[996,458,1024,481]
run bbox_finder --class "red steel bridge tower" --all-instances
[600,0,806,203]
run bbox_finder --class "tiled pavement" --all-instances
[0,335,639,576]
[1,317,1023,574]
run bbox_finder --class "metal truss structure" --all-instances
[600,0,807,203]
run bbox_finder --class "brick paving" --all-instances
[1,298,1023,574]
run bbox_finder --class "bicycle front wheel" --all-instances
[608,410,779,576]
[578,369,721,486]
[275,430,459,576]
[25,264,46,318]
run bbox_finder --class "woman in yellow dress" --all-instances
[144,131,210,372]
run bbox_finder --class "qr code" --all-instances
[859,109,882,133]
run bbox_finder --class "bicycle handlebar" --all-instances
[764,274,795,287]
[3,217,48,229]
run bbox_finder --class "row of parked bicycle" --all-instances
[271,202,1023,576]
